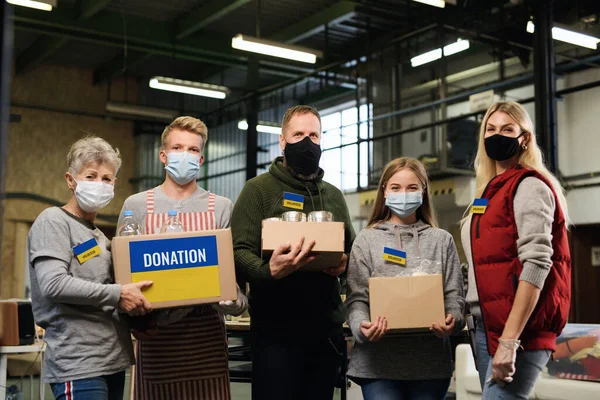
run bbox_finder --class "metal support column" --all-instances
[533,1,558,173]
[0,2,14,281]
[246,58,259,181]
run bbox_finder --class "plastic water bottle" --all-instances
[160,210,184,233]
[118,210,142,236]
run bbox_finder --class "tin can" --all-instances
[281,211,307,222]
[308,211,334,222]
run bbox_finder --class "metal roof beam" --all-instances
[78,0,112,21]
[176,0,251,40]
[270,0,357,44]
[15,0,113,74]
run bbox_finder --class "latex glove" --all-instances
[430,314,456,338]
[359,317,388,342]
[324,254,348,277]
[214,285,248,316]
[488,338,520,384]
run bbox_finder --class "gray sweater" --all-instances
[345,220,465,381]
[461,177,555,323]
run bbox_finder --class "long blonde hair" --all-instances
[471,101,569,223]
[368,157,439,228]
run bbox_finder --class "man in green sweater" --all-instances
[231,105,356,400]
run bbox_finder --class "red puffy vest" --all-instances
[471,166,571,355]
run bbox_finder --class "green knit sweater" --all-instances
[231,156,356,337]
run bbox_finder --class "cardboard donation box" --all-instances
[548,323,600,382]
[261,221,344,271]
[369,274,445,333]
[112,229,237,309]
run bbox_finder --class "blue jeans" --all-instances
[360,378,451,400]
[50,371,126,400]
[475,325,551,400]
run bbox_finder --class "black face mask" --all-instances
[484,132,525,161]
[284,136,322,176]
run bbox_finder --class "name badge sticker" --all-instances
[283,192,304,210]
[471,198,489,214]
[383,247,406,266]
[73,238,101,264]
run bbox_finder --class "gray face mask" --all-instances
[385,192,423,218]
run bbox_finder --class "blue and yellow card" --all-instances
[283,192,304,210]
[471,198,489,214]
[129,236,220,303]
[383,247,406,266]
[73,238,101,264]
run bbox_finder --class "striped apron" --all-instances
[133,189,231,400]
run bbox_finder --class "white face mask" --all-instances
[74,180,115,212]
[165,151,201,185]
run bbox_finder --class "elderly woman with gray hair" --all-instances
[28,136,152,400]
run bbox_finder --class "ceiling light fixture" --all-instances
[526,21,600,50]
[149,76,230,99]
[231,34,323,64]
[238,120,281,135]
[411,39,470,67]
[6,0,56,11]
[105,102,179,121]
[413,0,446,8]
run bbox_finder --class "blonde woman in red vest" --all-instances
[461,101,571,399]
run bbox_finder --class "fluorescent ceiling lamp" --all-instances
[238,120,281,135]
[526,21,600,50]
[443,39,470,56]
[6,0,56,11]
[411,48,442,67]
[413,0,445,8]
[411,39,470,67]
[149,76,230,99]
[105,102,179,121]
[231,34,323,64]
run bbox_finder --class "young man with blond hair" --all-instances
[118,116,247,400]
[232,105,356,400]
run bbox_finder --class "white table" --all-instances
[0,343,46,400]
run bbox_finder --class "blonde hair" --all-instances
[367,157,439,228]
[67,136,121,176]
[471,101,569,223]
[161,116,208,150]
[281,105,321,134]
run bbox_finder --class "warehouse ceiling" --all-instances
[9,0,600,104]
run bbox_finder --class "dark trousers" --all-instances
[251,330,344,400]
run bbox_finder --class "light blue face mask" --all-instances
[385,192,423,219]
[165,151,201,185]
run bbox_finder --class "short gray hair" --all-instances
[67,136,122,176]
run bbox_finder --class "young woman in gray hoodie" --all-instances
[345,157,465,400]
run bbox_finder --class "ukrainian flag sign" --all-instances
[129,236,221,302]
[73,238,101,264]
[283,192,304,210]
[471,198,489,214]
[383,247,406,266]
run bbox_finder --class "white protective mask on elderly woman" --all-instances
[74,180,115,212]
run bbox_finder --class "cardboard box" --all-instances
[261,221,344,271]
[112,228,237,309]
[369,274,445,333]
[548,323,600,382]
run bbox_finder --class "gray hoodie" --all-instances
[345,220,465,381]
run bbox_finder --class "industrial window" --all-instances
[321,103,373,192]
